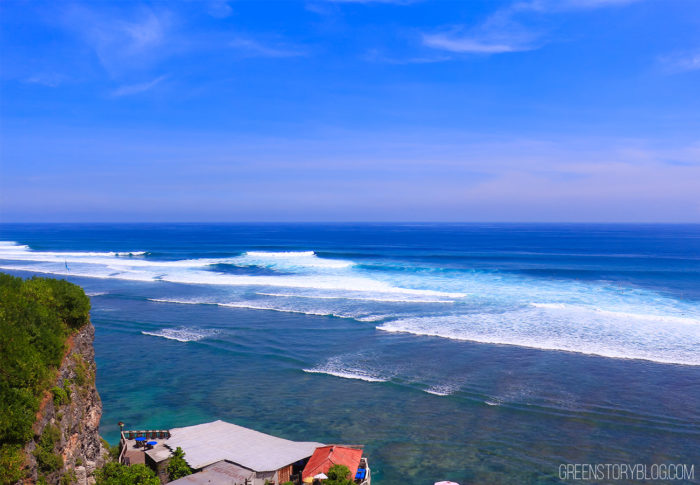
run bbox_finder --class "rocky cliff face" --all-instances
[23,322,107,485]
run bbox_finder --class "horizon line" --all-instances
[1,221,699,225]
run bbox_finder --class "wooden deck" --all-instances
[123,447,146,465]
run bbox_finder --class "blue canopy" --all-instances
[147,441,158,446]
[134,437,146,441]
[355,469,366,480]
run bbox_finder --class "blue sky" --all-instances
[1,0,699,222]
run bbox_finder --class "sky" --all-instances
[0,0,699,222]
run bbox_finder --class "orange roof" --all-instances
[302,445,363,480]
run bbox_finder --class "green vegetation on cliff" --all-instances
[0,273,91,484]
[94,463,160,485]
[167,447,192,481]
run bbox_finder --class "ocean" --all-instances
[1,223,698,483]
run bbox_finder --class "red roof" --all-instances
[302,446,363,480]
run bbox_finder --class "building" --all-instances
[166,420,324,485]
[302,445,370,484]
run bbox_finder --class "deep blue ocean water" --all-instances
[1,223,699,484]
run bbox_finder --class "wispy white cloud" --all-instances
[561,0,642,8]
[660,51,700,73]
[206,0,233,18]
[24,73,67,87]
[422,34,533,54]
[305,0,416,15]
[230,38,306,58]
[60,5,172,76]
[422,3,540,55]
[514,0,643,12]
[421,0,643,56]
[363,48,450,64]
[316,0,417,4]
[111,75,167,97]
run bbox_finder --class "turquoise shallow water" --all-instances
[0,223,699,483]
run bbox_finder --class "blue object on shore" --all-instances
[356,469,366,479]
[147,441,158,446]
[135,437,146,441]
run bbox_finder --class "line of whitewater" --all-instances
[0,241,465,299]
[530,302,700,326]
[147,298,388,322]
[377,324,700,366]
[302,368,389,383]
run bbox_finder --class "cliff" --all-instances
[22,322,107,485]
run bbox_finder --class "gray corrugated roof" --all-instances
[168,460,254,485]
[167,420,323,471]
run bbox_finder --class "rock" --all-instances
[75,466,87,485]
[21,322,106,484]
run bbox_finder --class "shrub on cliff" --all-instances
[325,464,354,485]
[51,386,70,407]
[94,463,160,485]
[34,424,63,473]
[167,446,192,481]
[0,444,25,484]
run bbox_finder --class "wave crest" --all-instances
[378,304,700,366]
[141,327,219,342]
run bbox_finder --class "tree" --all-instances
[325,464,354,485]
[94,463,160,485]
[167,447,192,481]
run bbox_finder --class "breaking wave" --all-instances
[255,291,454,303]
[4,239,700,366]
[302,368,388,383]
[424,383,460,396]
[377,303,700,366]
[147,297,387,322]
[302,359,389,383]
[234,251,354,269]
[0,241,462,299]
[141,327,219,342]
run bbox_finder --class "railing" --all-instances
[119,429,171,464]
[121,429,171,440]
[118,431,127,464]
[357,458,371,485]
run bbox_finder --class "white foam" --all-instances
[531,303,568,310]
[246,251,315,257]
[147,297,381,321]
[86,291,108,296]
[219,301,343,318]
[0,241,30,250]
[354,314,391,322]
[148,298,214,305]
[378,305,700,366]
[141,327,218,342]
[424,384,459,396]
[158,272,465,298]
[256,291,455,303]
[303,354,392,383]
[530,302,700,325]
[0,241,462,298]
[302,368,388,383]
[218,302,375,321]
[235,251,354,269]
[5,239,700,367]
[113,251,147,257]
